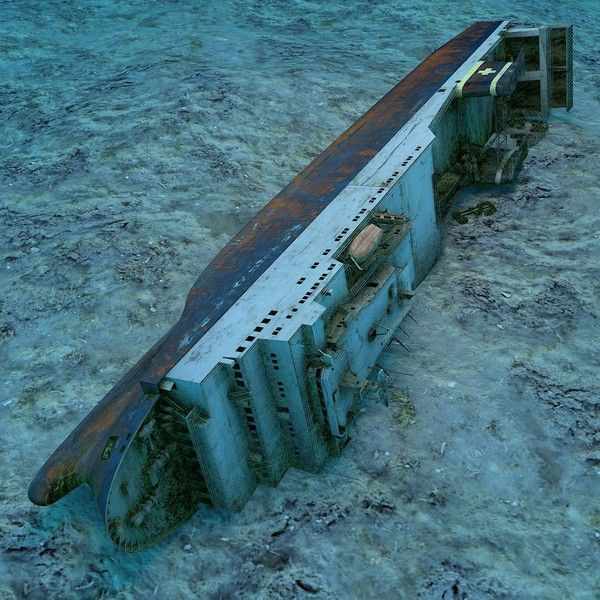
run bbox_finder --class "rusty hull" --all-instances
[29,21,503,520]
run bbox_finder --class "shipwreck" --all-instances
[29,21,574,549]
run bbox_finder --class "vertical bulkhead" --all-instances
[261,333,329,472]
[224,346,289,485]
[382,145,440,288]
[404,147,440,285]
[179,365,257,511]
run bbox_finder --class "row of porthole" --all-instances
[334,227,350,243]
[270,353,279,371]
[299,286,317,304]
[401,145,423,167]
[352,207,369,223]
[379,147,423,190]
[236,309,279,353]
[269,353,287,400]
[233,362,246,388]
[276,380,286,399]
[298,264,336,305]
[369,184,389,204]
[285,306,299,320]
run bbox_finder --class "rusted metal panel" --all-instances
[29,21,503,511]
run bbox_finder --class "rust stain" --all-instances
[29,21,503,511]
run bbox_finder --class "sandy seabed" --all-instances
[1,1,599,598]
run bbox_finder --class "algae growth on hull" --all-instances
[1,1,599,598]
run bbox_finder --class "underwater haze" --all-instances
[1,1,599,598]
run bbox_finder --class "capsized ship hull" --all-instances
[29,21,573,549]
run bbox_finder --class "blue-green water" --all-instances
[1,1,599,598]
